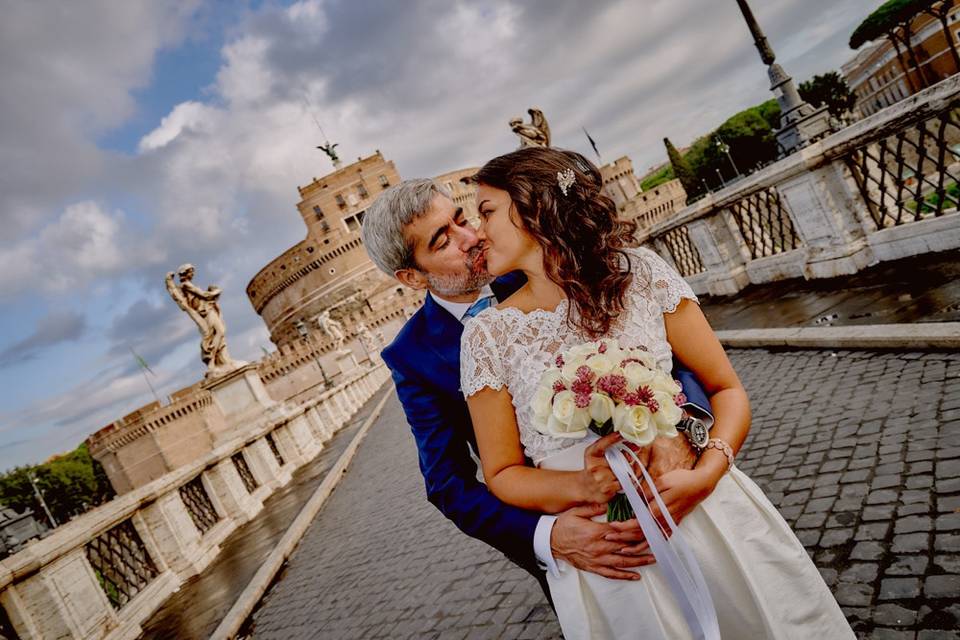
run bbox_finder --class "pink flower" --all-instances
[598,342,607,353]
[575,365,595,382]
[571,378,593,395]
[555,354,565,367]
[646,399,660,413]
[674,392,687,406]
[552,380,567,393]
[596,374,627,400]
[575,393,591,409]
[622,385,653,407]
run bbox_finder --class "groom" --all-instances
[362,179,713,596]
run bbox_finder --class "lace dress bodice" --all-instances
[460,247,698,465]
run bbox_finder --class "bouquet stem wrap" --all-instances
[605,443,721,640]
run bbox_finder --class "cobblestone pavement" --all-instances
[248,348,960,639]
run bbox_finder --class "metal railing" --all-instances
[661,225,705,277]
[265,431,285,467]
[729,186,801,259]
[85,519,159,610]
[846,100,960,228]
[232,452,259,494]
[179,476,220,535]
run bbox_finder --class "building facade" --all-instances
[434,167,480,225]
[843,7,960,117]
[246,151,418,351]
[600,156,687,231]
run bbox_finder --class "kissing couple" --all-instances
[362,147,853,639]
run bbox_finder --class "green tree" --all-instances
[639,164,674,191]
[850,0,960,92]
[0,443,114,526]
[664,137,699,199]
[799,72,857,119]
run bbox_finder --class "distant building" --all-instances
[843,7,960,117]
[600,156,687,231]
[434,167,480,226]
[246,151,416,348]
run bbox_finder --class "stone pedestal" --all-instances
[202,364,276,436]
[686,213,752,296]
[777,160,875,279]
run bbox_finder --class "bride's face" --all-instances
[475,184,539,276]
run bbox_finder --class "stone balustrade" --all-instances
[643,74,960,297]
[0,364,392,640]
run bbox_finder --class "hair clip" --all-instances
[557,168,575,196]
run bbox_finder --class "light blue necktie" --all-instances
[462,295,495,321]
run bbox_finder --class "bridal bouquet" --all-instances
[531,340,686,520]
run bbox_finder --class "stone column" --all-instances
[273,422,307,466]
[139,490,217,578]
[320,400,343,432]
[206,456,262,524]
[776,159,875,279]
[305,406,331,442]
[285,414,321,460]
[686,213,752,296]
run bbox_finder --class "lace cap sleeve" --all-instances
[460,313,507,397]
[636,247,698,314]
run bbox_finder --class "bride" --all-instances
[460,146,853,639]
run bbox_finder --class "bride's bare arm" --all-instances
[466,385,620,514]
[643,297,751,525]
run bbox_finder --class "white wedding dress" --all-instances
[460,247,853,640]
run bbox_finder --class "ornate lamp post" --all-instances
[734,0,831,155]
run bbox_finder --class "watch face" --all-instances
[692,421,709,448]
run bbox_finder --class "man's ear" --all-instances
[395,268,429,291]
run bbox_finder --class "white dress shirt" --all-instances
[430,290,560,577]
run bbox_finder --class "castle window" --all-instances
[378,175,390,188]
[329,268,336,275]
[306,246,314,253]
[335,194,346,209]
[357,183,369,198]
[313,205,324,220]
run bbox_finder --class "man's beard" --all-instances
[423,246,495,297]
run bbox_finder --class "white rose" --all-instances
[651,371,682,396]
[652,391,682,437]
[561,354,590,381]
[613,403,657,446]
[622,362,655,389]
[588,393,615,425]
[531,384,555,424]
[587,353,616,377]
[547,390,591,438]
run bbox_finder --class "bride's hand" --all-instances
[580,433,623,504]
[646,467,720,531]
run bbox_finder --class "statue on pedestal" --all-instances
[355,321,380,355]
[166,264,244,378]
[314,309,346,352]
[509,108,551,148]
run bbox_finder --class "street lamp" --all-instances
[715,168,727,188]
[295,319,333,389]
[715,136,741,177]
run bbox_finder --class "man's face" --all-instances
[398,193,494,299]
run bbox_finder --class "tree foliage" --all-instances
[0,443,114,526]
[664,137,698,198]
[799,72,858,119]
[850,0,921,49]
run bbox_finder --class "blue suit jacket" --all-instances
[381,274,713,576]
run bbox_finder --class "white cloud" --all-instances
[138,101,217,152]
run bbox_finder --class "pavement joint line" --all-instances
[210,385,395,640]
[715,322,960,350]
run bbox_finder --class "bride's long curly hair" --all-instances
[473,147,640,339]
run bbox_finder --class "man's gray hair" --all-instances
[361,178,450,276]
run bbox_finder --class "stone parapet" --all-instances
[641,75,960,296]
[0,364,391,640]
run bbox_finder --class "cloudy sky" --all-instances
[0,0,879,472]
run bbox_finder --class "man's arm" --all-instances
[387,361,542,571]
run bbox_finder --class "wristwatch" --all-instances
[676,415,710,453]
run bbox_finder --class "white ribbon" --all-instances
[605,443,721,640]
